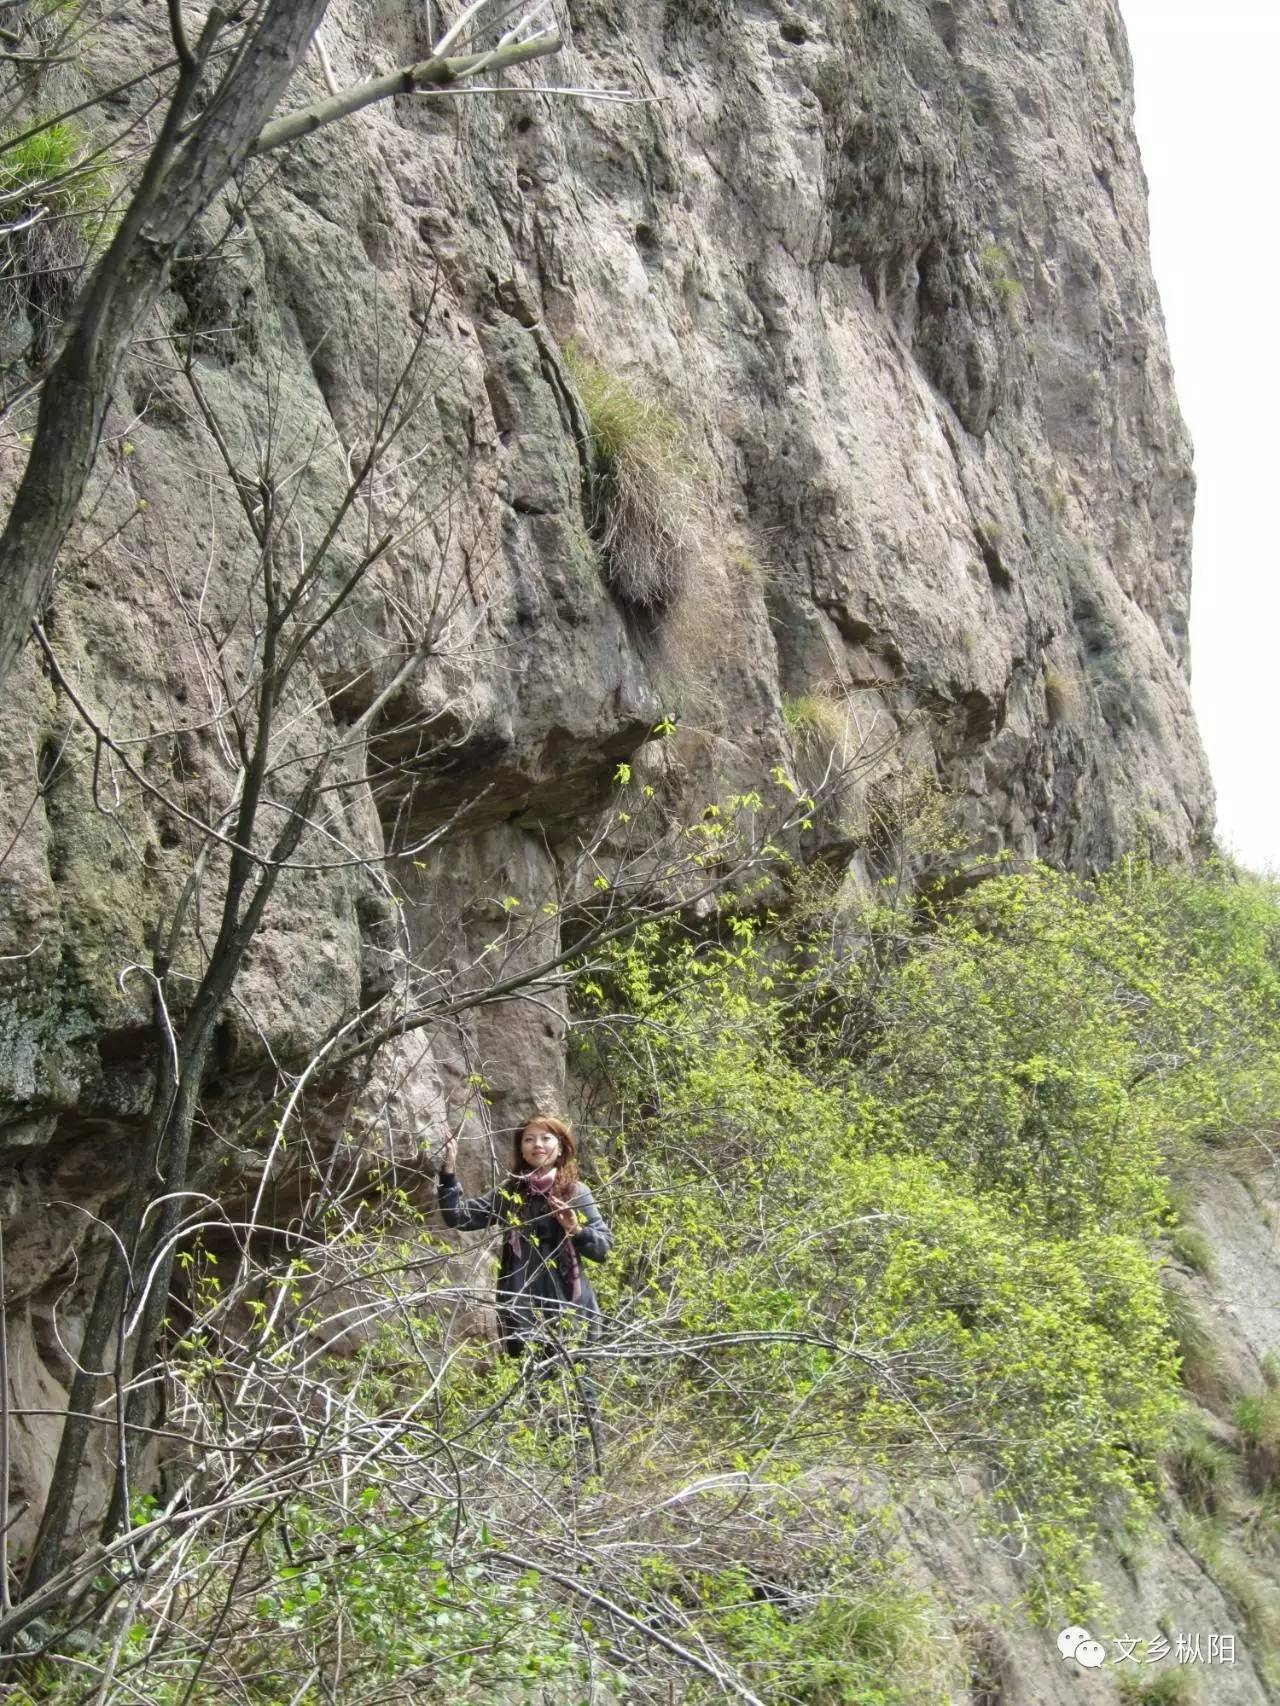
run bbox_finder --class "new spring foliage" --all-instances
[576,858,1280,1609]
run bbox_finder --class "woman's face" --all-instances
[520,1123,560,1169]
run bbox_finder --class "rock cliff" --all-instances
[0,0,1214,1148]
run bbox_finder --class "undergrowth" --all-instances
[1163,1283,1230,1402]
[1166,1413,1232,1516]
[14,849,1280,1699]
[1117,1669,1199,1704]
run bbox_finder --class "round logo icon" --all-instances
[1057,1626,1092,1660]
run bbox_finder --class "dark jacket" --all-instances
[437,1171,612,1354]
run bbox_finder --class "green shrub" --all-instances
[34,849,1272,1698]
[579,919,1181,1605]
[574,856,1280,1617]
[866,868,1175,1231]
[564,339,702,607]
[691,1568,944,1703]
[27,1493,599,1704]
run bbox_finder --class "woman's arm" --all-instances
[434,1132,502,1232]
[437,1171,501,1232]
[568,1183,612,1262]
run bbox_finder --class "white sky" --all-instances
[1120,0,1280,872]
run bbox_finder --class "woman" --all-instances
[438,1115,612,1460]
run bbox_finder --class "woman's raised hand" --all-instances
[441,1132,458,1172]
[549,1197,579,1233]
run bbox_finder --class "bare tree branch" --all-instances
[247,33,563,159]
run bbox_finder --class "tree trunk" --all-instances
[0,0,330,684]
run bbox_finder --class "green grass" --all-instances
[1235,1388,1280,1491]
[0,118,111,356]
[1193,1521,1280,1688]
[1235,1389,1280,1451]
[564,340,701,608]
[1170,1223,1215,1277]
[0,120,108,227]
[729,547,771,583]
[1163,1284,1229,1402]
[2,123,75,187]
[679,1565,955,1705]
[980,242,1022,300]
[782,692,846,745]
[1166,1413,1233,1516]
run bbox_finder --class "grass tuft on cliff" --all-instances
[1043,666,1080,726]
[0,117,112,358]
[782,691,847,747]
[564,339,703,608]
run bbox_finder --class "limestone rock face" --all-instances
[0,0,1212,1567]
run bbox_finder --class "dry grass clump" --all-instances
[1043,666,1079,727]
[783,690,848,750]
[565,340,703,609]
[649,570,728,719]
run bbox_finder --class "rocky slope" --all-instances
[0,0,1220,1662]
[902,1161,1280,1703]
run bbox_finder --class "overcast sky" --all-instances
[1120,0,1280,873]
